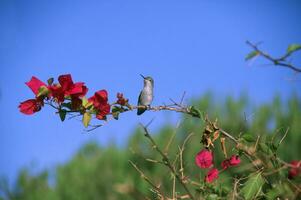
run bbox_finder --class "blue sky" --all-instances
[0,0,300,184]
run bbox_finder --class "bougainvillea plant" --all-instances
[19,71,301,199]
[19,74,129,128]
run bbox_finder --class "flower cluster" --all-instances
[19,74,128,128]
[195,149,240,183]
[116,92,128,106]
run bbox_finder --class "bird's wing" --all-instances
[137,91,142,106]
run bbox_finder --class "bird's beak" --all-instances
[140,74,146,79]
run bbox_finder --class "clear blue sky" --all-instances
[0,0,300,184]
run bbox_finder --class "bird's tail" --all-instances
[137,107,146,115]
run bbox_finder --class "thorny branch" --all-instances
[246,40,301,73]
[139,123,196,200]
[129,160,165,199]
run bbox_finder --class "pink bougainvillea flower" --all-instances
[221,159,230,170]
[58,74,88,98]
[195,149,213,169]
[288,160,301,179]
[58,74,73,92]
[96,103,111,120]
[89,90,108,106]
[205,168,219,183]
[49,85,65,103]
[89,90,111,120]
[221,155,241,169]
[25,76,47,95]
[67,82,88,97]
[18,98,44,115]
[229,155,241,166]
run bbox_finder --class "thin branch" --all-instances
[179,133,194,179]
[279,127,290,145]
[129,160,165,199]
[246,41,301,73]
[140,124,196,200]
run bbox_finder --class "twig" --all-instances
[179,133,195,179]
[246,41,301,73]
[129,160,165,199]
[140,124,196,200]
[279,127,290,145]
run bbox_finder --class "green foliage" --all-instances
[47,78,54,86]
[82,112,91,128]
[2,94,301,199]
[240,172,264,200]
[59,109,67,122]
[287,44,301,54]
[245,50,259,61]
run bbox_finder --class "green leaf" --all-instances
[82,112,92,128]
[240,172,265,200]
[61,102,72,110]
[37,86,49,97]
[111,106,125,120]
[242,134,255,142]
[82,97,93,109]
[245,50,259,61]
[269,143,278,153]
[59,109,67,122]
[259,143,272,155]
[112,111,119,120]
[189,106,201,118]
[287,44,301,54]
[207,194,218,200]
[47,78,54,85]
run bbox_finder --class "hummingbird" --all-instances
[137,74,154,115]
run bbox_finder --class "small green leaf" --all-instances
[47,78,54,85]
[259,143,272,155]
[240,172,265,200]
[59,109,67,121]
[111,106,125,120]
[189,106,201,118]
[269,143,278,153]
[37,86,49,97]
[287,44,301,54]
[61,102,72,110]
[245,50,259,61]
[82,97,93,109]
[82,112,91,128]
[112,111,120,120]
[207,194,218,200]
[242,134,255,142]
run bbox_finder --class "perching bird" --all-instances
[137,74,154,115]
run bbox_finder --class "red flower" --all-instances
[205,168,219,183]
[18,99,44,115]
[229,155,241,166]
[195,149,213,169]
[26,76,47,95]
[58,74,73,92]
[288,160,301,179]
[58,74,88,98]
[221,155,241,169]
[67,82,88,97]
[49,85,65,103]
[116,92,128,106]
[96,104,111,120]
[221,159,230,170]
[89,90,110,120]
